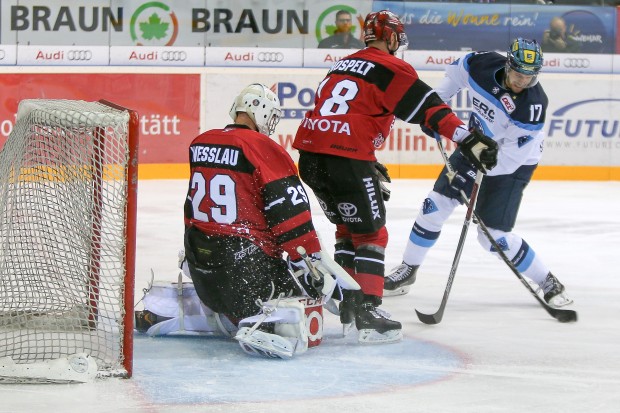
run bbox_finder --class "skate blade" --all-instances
[342,322,354,337]
[323,298,340,316]
[358,328,403,344]
[382,285,411,297]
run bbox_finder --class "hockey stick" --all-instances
[415,168,483,325]
[432,136,577,323]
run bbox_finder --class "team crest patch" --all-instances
[490,237,509,252]
[518,135,534,147]
[499,93,516,113]
[373,133,385,148]
[492,87,500,94]
[422,198,438,215]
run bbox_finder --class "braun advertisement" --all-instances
[0,0,371,48]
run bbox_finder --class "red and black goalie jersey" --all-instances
[293,47,463,161]
[184,124,320,260]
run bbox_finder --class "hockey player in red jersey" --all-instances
[293,10,498,343]
[177,83,355,358]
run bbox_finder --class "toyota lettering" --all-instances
[258,52,284,63]
[67,50,92,61]
[162,51,187,62]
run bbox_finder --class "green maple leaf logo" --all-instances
[139,13,169,40]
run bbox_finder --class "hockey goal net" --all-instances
[0,99,138,383]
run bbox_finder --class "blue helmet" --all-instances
[507,38,543,76]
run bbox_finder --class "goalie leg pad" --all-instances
[235,327,295,359]
[234,296,323,358]
[140,280,236,336]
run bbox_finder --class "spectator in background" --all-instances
[542,16,581,53]
[317,10,365,49]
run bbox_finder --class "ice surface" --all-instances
[2,179,619,413]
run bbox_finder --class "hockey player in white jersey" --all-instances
[384,38,572,307]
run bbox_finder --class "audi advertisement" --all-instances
[404,50,615,75]
[110,46,205,66]
[16,46,110,66]
[205,47,302,67]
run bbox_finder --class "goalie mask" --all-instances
[363,10,409,54]
[506,38,543,88]
[229,83,282,136]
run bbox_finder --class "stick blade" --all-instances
[553,308,578,323]
[415,308,443,325]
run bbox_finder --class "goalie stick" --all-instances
[415,168,483,325]
[429,135,577,323]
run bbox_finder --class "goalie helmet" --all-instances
[506,38,543,87]
[229,83,282,136]
[363,10,408,52]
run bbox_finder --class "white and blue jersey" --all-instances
[436,51,548,177]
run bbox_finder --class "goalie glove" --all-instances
[457,128,498,173]
[374,162,391,201]
[288,251,337,300]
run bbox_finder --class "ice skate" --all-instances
[355,298,402,344]
[134,310,170,333]
[383,262,418,297]
[541,272,573,307]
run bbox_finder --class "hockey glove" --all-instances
[458,129,498,173]
[445,169,476,202]
[374,162,391,201]
[288,253,337,300]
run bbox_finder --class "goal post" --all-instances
[0,99,139,383]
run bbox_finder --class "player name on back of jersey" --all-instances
[328,58,376,76]
[191,144,240,166]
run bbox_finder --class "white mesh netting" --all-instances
[0,100,135,381]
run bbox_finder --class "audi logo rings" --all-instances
[162,51,187,62]
[258,52,284,63]
[67,50,92,61]
[563,58,590,69]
